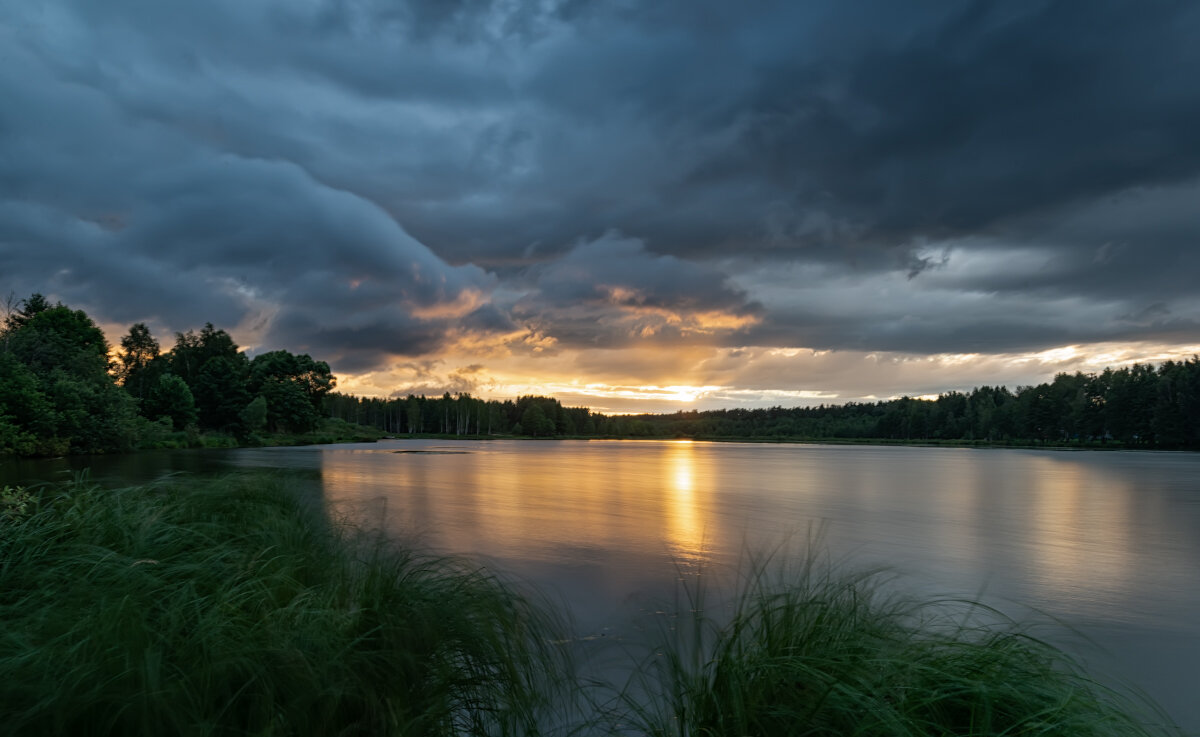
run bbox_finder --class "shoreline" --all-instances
[5,428,1194,465]
[379,433,1194,453]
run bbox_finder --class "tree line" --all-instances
[599,361,1200,448]
[1,294,335,456]
[3,292,1198,456]
[324,392,598,438]
[329,362,1200,449]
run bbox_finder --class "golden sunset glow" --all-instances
[408,289,488,320]
[324,337,1200,416]
[599,298,763,336]
[664,440,706,559]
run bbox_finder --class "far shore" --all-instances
[5,429,1189,464]
[374,432,1186,453]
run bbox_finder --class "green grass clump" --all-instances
[1,484,33,522]
[612,550,1182,737]
[0,473,570,736]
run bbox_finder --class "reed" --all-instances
[0,473,571,736]
[608,545,1182,737]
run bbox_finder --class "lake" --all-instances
[5,439,1199,733]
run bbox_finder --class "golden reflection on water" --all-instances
[1026,456,1133,602]
[314,441,1183,627]
[321,442,695,561]
[664,440,706,560]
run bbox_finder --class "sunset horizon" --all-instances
[6,1,1199,415]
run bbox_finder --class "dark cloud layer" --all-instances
[513,233,762,349]
[2,0,1198,381]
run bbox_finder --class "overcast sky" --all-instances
[3,0,1198,412]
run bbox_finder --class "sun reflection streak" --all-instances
[665,440,706,561]
[1026,457,1132,605]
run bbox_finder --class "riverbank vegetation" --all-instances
[0,293,379,457]
[0,473,1184,736]
[2,292,1197,457]
[609,555,1179,737]
[0,473,571,736]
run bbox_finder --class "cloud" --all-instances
[3,0,1199,404]
[512,233,762,348]
[732,252,1200,356]
[363,0,1200,268]
[0,30,498,370]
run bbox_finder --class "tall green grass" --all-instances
[0,476,1184,736]
[606,546,1182,737]
[0,473,572,736]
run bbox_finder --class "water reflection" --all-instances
[1026,455,1134,608]
[664,440,705,561]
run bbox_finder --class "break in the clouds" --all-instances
[3,0,1199,407]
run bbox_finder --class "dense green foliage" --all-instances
[0,474,570,736]
[609,553,1181,737]
[0,294,341,456]
[1,294,138,455]
[0,475,1181,736]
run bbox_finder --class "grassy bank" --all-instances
[0,475,1183,736]
[0,474,570,736]
[607,553,1180,737]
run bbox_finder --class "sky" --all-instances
[3,0,1199,413]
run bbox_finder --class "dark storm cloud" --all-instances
[2,0,1198,371]
[0,18,496,369]
[989,183,1200,301]
[512,234,762,348]
[265,308,449,373]
[530,234,752,312]
[380,1,1200,262]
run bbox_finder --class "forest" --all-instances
[0,294,349,456]
[2,293,1198,456]
[328,362,1200,450]
[605,361,1200,448]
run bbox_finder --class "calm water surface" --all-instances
[6,439,1199,732]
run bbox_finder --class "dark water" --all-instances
[6,439,1199,733]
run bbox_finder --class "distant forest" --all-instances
[331,361,1200,450]
[2,293,1198,457]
